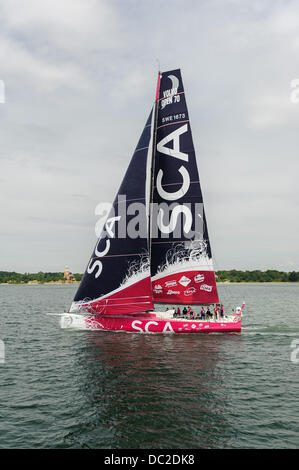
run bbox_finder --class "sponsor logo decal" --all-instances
[161,74,180,110]
[194,274,204,283]
[184,287,196,296]
[178,275,191,287]
[153,284,163,293]
[200,284,212,292]
[165,280,177,287]
[167,289,180,295]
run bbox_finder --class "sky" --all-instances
[0,0,298,273]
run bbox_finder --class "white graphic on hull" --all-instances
[152,242,213,281]
[71,254,150,312]
[120,254,150,288]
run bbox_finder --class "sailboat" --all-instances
[60,69,244,333]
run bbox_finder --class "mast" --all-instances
[148,71,161,261]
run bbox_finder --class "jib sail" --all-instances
[71,110,155,314]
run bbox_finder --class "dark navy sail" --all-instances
[71,110,154,314]
[151,69,219,304]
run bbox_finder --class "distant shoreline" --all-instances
[1,281,299,285]
[0,281,80,285]
[1,269,299,284]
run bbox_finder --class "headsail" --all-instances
[150,69,219,304]
[70,110,154,314]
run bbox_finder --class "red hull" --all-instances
[61,312,241,333]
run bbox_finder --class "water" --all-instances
[0,283,298,449]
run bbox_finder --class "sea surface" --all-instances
[0,283,298,449]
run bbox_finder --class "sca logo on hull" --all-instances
[132,320,174,333]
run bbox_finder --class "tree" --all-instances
[289,271,299,282]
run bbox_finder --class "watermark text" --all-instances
[0,80,5,103]
[0,340,5,364]
[290,79,299,104]
[94,196,206,240]
[290,339,299,363]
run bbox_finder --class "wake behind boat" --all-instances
[60,68,244,333]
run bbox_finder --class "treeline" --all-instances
[1,270,299,284]
[0,271,83,284]
[216,270,299,283]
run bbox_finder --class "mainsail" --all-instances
[150,69,219,304]
[70,110,155,314]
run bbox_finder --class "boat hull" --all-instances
[60,312,241,334]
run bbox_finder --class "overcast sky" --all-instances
[0,0,298,273]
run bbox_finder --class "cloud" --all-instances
[0,0,121,53]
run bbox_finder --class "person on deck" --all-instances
[200,306,206,320]
[206,306,211,320]
[220,304,224,318]
[187,306,194,319]
[182,307,188,317]
[214,305,219,320]
[177,307,181,317]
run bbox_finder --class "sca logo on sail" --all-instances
[156,75,194,239]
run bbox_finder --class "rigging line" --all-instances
[99,301,153,307]
[81,295,152,302]
[103,297,152,301]
[158,91,185,101]
[151,239,210,244]
[134,146,149,152]
[90,253,149,259]
[153,180,201,188]
[113,196,146,204]
[79,298,153,305]
[153,264,215,268]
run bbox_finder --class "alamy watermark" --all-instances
[94,196,206,240]
[0,339,5,364]
[290,339,299,364]
[0,79,5,103]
